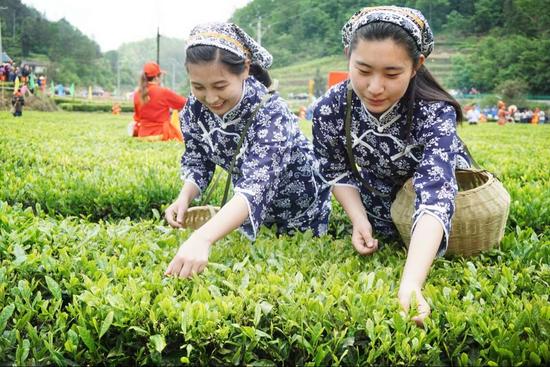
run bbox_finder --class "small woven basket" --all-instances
[390,170,511,257]
[181,205,220,230]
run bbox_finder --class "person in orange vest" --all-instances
[133,62,187,141]
[112,103,121,115]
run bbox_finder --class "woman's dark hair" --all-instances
[186,45,272,88]
[350,22,463,141]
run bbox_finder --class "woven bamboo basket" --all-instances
[181,205,220,230]
[390,170,511,256]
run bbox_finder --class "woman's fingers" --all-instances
[164,205,179,227]
[178,260,193,279]
[165,257,182,276]
[412,298,431,328]
[176,204,186,226]
[354,226,378,255]
[190,262,206,277]
[352,231,369,255]
[399,289,431,328]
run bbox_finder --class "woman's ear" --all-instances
[243,59,251,79]
[412,54,426,78]
[344,47,350,59]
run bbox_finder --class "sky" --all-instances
[21,0,252,52]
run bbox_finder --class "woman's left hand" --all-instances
[397,283,431,327]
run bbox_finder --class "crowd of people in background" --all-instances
[2,58,549,126]
[2,60,51,117]
[463,102,546,125]
[1,60,48,95]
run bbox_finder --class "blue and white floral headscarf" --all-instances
[341,6,434,57]
[187,22,273,69]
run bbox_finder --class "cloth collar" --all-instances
[220,79,248,122]
[202,77,266,125]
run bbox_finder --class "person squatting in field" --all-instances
[164,23,331,278]
[132,62,187,141]
[312,6,472,326]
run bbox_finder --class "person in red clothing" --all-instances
[133,62,187,141]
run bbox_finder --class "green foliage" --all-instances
[0,111,184,221]
[449,36,550,94]
[496,79,528,106]
[0,0,187,95]
[232,0,549,69]
[58,102,133,113]
[0,110,549,364]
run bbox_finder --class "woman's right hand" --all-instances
[351,217,379,255]
[165,196,189,228]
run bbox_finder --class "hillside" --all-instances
[271,38,465,99]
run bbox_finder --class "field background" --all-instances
[0,111,548,365]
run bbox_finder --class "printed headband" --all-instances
[341,6,434,57]
[187,22,273,69]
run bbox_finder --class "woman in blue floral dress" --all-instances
[312,6,471,325]
[165,23,331,278]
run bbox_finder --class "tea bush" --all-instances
[0,111,548,365]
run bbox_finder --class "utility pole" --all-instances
[0,7,6,65]
[0,6,6,101]
[257,16,262,45]
[171,61,175,90]
[156,27,160,64]
[116,58,120,97]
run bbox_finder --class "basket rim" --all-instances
[186,205,221,212]
[403,169,496,196]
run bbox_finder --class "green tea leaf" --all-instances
[13,244,27,265]
[99,311,114,339]
[45,276,61,300]
[15,338,30,364]
[0,304,15,334]
[129,326,149,336]
[77,326,96,352]
[150,334,166,353]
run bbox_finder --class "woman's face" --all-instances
[348,38,423,116]
[187,60,249,116]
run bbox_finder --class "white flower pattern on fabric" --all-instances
[312,80,471,255]
[180,77,331,240]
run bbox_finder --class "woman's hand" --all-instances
[165,233,212,278]
[398,282,431,327]
[351,217,378,255]
[331,186,378,256]
[165,184,199,228]
[164,196,189,228]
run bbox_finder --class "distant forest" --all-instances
[231,0,550,94]
[0,0,186,92]
[1,0,549,94]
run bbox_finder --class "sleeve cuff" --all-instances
[182,178,202,200]
[233,191,258,241]
[332,183,360,192]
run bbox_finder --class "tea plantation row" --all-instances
[0,111,548,365]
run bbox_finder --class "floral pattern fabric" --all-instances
[180,76,331,240]
[341,6,434,57]
[312,80,470,255]
[187,23,273,69]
